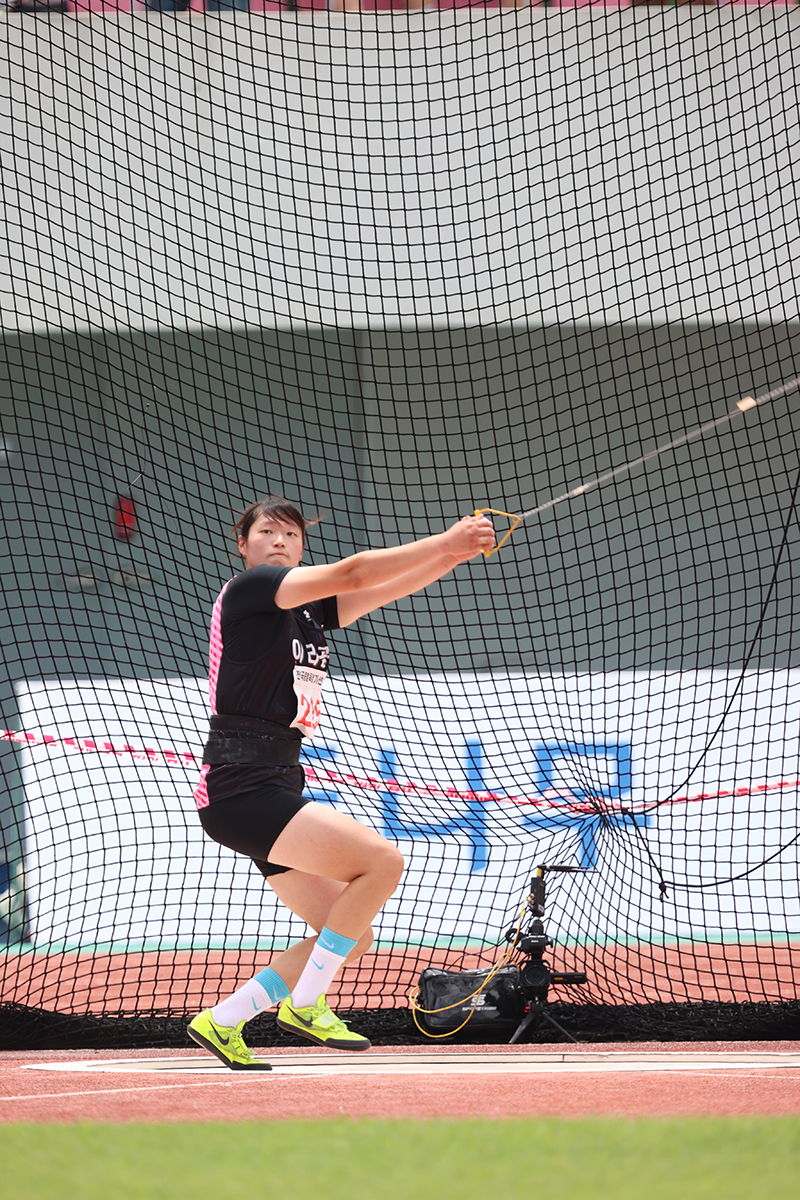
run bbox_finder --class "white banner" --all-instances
[15,670,800,954]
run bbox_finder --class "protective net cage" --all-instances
[2,9,800,1049]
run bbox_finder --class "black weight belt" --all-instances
[202,714,302,766]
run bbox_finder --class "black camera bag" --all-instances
[416,964,525,1034]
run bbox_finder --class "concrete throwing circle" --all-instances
[20,1051,800,1077]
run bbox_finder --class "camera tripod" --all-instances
[506,864,589,1045]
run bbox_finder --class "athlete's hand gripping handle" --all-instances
[440,514,496,562]
[473,509,521,557]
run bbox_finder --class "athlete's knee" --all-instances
[347,840,403,895]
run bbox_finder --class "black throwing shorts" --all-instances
[198,783,312,877]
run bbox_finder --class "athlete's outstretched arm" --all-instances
[273,515,495,612]
[335,550,461,628]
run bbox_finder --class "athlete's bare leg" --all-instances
[265,870,373,992]
[267,802,404,943]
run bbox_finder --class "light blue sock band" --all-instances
[317,926,357,958]
[253,965,291,1005]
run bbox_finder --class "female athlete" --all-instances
[188,495,495,1069]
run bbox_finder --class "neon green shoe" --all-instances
[188,1009,272,1071]
[276,995,371,1051]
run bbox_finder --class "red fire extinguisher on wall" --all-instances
[113,495,137,541]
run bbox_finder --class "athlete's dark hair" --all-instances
[230,495,320,548]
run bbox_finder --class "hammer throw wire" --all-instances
[476,375,800,556]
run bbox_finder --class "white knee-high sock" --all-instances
[290,926,357,1009]
[210,966,290,1028]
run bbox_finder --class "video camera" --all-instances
[416,864,589,1043]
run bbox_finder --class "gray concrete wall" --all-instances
[2,318,799,686]
[3,7,799,688]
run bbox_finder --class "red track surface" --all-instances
[2,1042,800,1122]
[4,943,799,1122]
[3,942,798,1013]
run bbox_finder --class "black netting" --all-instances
[2,9,800,1048]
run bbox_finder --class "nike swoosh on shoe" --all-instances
[290,1010,316,1028]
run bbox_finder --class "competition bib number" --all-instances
[290,666,327,739]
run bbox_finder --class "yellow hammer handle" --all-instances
[473,508,521,557]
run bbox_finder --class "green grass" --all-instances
[1,1117,798,1200]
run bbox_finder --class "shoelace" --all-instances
[320,1008,351,1033]
[310,1003,345,1031]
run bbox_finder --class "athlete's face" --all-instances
[238,515,304,570]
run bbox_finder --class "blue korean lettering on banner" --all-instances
[377,741,489,873]
[523,740,648,868]
[532,741,633,802]
[302,738,648,874]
